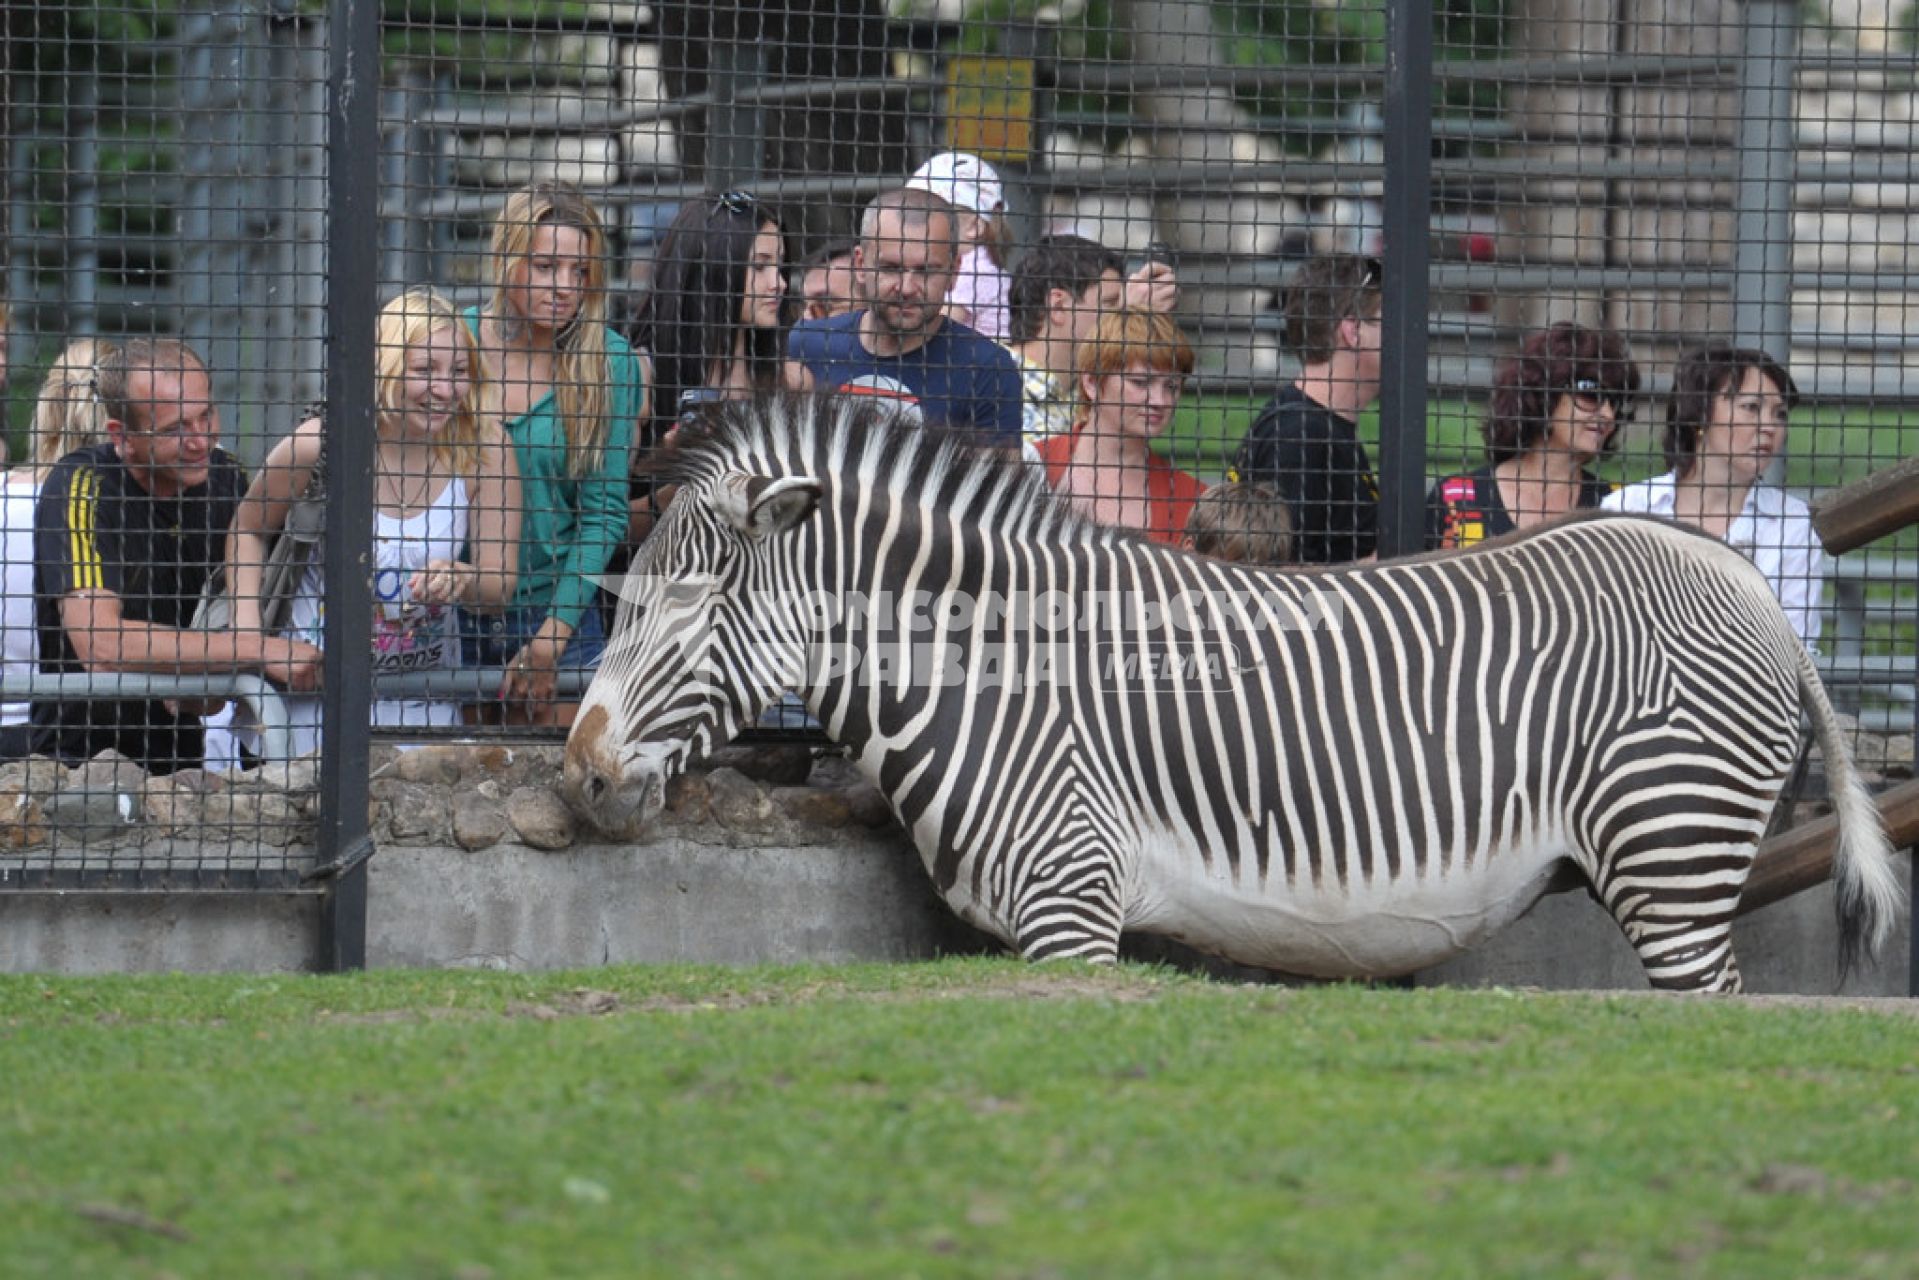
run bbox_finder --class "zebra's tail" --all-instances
[1797,640,1903,981]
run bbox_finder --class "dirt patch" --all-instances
[503,988,623,1020]
[1575,989,1919,1020]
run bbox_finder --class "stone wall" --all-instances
[0,737,1911,993]
[0,740,904,864]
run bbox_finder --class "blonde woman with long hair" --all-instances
[2,339,115,757]
[466,183,643,725]
[224,288,519,760]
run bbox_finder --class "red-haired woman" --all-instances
[1035,308,1208,545]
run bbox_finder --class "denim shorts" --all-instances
[460,605,608,671]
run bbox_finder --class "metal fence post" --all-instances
[706,26,766,193]
[66,67,99,339]
[1732,0,1796,362]
[318,0,381,972]
[1377,0,1433,561]
[7,63,38,372]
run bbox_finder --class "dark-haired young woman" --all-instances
[624,191,810,545]
[1426,322,1640,549]
[1603,342,1822,647]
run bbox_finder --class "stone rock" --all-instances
[844,782,897,830]
[163,768,227,796]
[706,744,815,788]
[68,749,149,799]
[229,756,320,796]
[452,796,508,851]
[395,745,468,786]
[485,746,564,794]
[664,773,710,820]
[194,792,309,847]
[506,786,576,851]
[467,746,516,776]
[0,754,69,799]
[139,776,205,836]
[773,786,851,829]
[0,788,49,851]
[706,768,776,833]
[805,754,863,790]
[42,786,139,844]
[380,783,450,844]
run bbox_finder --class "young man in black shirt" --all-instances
[1230,254,1384,565]
[32,338,324,773]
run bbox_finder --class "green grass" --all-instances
[1165,392,1919,494]
[5,960,1919,1278]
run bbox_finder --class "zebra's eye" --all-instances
[656,579,714,611]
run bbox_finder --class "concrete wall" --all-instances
[2,832,1909,994]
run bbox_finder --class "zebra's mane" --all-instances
[674,392,1119,547]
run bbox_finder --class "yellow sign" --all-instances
[945,56,1035,163]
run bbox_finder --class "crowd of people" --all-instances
[0,149,1830,776]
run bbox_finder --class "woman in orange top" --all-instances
[1036,308,1208,545]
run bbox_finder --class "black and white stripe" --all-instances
[566,394,1901,991]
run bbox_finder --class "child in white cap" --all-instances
[905,151,1014,341]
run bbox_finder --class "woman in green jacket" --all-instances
[465,183,643,726]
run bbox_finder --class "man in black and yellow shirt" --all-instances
[33,339,323,773]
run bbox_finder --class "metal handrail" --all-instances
[0,673,295,764]
[369,669,596,699]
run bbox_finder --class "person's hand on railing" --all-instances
[501,620,568,707]
[264,637,326,693]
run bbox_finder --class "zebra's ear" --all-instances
[714,473,822,540]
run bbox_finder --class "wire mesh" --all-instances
[0,0,1913,882]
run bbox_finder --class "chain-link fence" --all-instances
[2,1,1915,957]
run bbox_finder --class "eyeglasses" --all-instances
[1338,257,1384,324]
[1570,377,1631,419]
[712,190,758,217]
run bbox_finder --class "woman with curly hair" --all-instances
[466,183,643,724]
[1426,322,1640,549]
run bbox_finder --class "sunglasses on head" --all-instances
[712,190,758,217]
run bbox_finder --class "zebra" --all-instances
[563,394,1902,992]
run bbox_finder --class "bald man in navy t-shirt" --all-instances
[788,187,1022,448]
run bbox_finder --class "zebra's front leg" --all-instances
[1010,849,1127,964]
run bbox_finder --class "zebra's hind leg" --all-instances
[1593,857,1749,993]
[1010,853,1127,964]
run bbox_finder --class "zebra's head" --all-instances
[564,451,823,834]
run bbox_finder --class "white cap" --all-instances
[905,151,1006,217]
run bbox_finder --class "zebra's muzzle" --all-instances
[562,708,676,836]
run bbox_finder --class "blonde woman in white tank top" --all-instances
[0,340,115,758]
[222,289,518,763]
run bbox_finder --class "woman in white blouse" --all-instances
[1603,343,1823,647]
